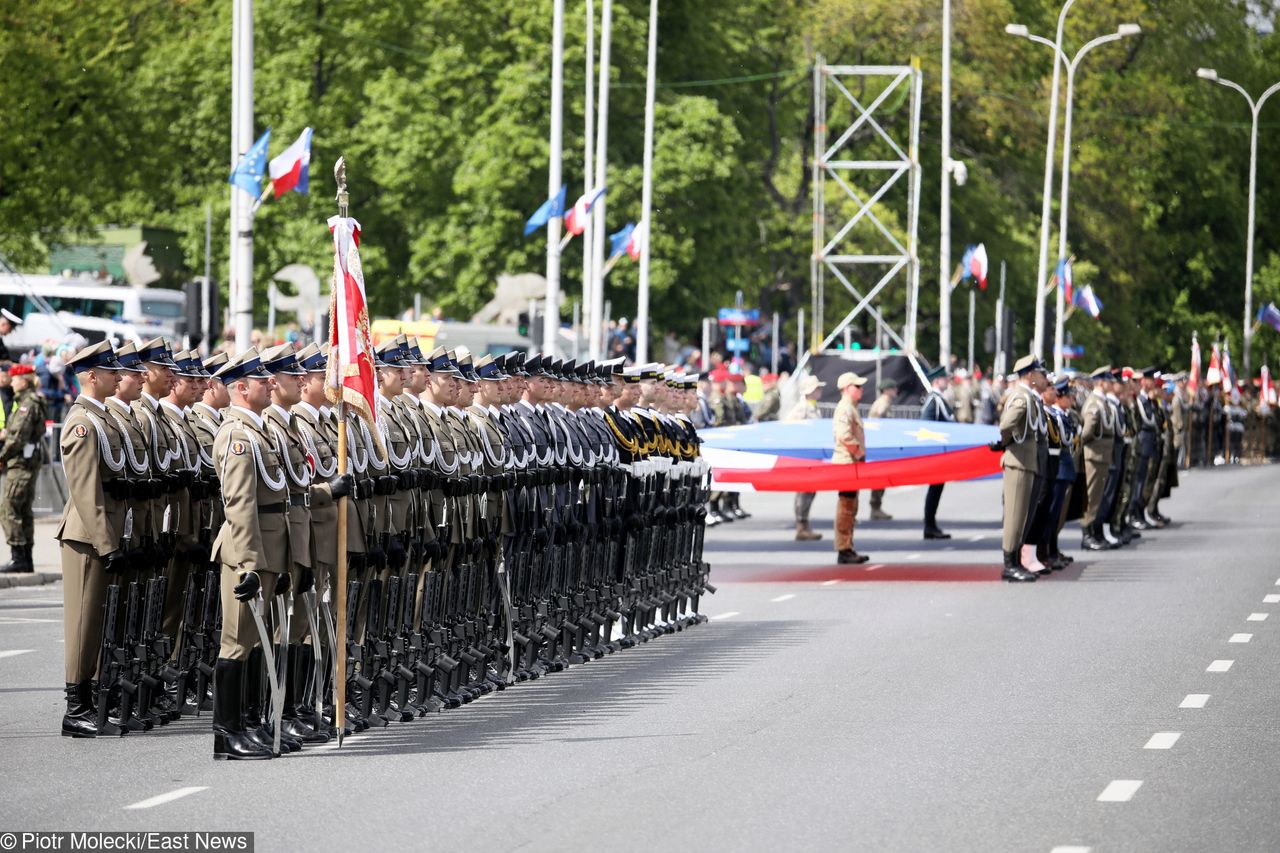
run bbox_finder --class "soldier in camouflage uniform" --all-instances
[0,364,48,573]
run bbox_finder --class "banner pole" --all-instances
[332,157,349,747]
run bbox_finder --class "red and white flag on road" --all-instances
[325,215,382,451]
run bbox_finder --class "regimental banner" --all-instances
[325,214,384,454]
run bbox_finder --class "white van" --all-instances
[0,274,185,350]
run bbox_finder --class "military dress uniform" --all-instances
[995,356,1045,582]
[209,350,291,760]
[57,341,129,737]
[866,385,896,521]
[0,366,48,572]
[1080,368,1117,550]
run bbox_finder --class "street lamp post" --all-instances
[1010,0,1075,364]
[1007,21,1140,372]
[1196,68,1280,376]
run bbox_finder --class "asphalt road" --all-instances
[1,464,1278,853]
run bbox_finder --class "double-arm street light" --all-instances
[1007,20,1141,372]
[1196,68,1280,376]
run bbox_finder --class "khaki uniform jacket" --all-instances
[832,398,865,464]
[867,394,894,419]
[467,404,509,535]
[292,402,339,566]
[998,385,1040,473]
[264,405,312,570]
[0,389,46,470]
[57,397,129,557]
[376,392,415,534]
[133,394,182,537]
[954,382,976,423]
[159,400,200,538]
[211,408,289,576]
[785,399,821,423]
[1081,391,1117,464]
[188,402,225,533]
[418,398,456,538]
[106,397,157,541]
[1170,393,1186,449]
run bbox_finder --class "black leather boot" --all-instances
[282,647,328,743]
[61,682,102,738]
[0,544,33,573]
[242,648,300,754]
[212,659,272,760]
[1001,550,1036,583]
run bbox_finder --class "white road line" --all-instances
[821,579,841,586]
[1265,594,1280,604]
[770,594,796,603]
[710,612,740,621]
[124,787,208,810]
[0,617,58,624]
[0,649,36,660]
[968,534,985,542]
[1207,660,1234,673]
[864,564,884,571]
[905,553,922,561]
[1230,633,1253,643]
[1144,732,1181,750]
[1248,613,1269,622]
[1050,847,1092,853]
[1179,694,1210,709]
[1097,780,1142,802]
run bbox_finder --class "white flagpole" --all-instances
[635,0,659,365]
[590,0,613,360]
[232,0,256,352]
[229,0,240,348]
[544,0,565,355]
[581,0,595,359]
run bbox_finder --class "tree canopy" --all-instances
[1,0,1277,370]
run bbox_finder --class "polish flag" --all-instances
[269,127,313,197]
[326,214,383,455]
[564,186,606,236]
[1188,335,1201,393]
[626,219,646,261]
[1205,342,1222,387]
[969,243,989,289]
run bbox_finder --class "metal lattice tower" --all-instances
[800,57,924,379]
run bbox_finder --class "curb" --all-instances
[0,572,60,590]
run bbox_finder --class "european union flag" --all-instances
[229,129,272,198]
[523,184,567,236]
[1257,302,1280,334]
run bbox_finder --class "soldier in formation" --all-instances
[55,337,715,760]
[993,358,1182,580]
[0,364,48,573]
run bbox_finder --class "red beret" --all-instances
[8,364,34,377]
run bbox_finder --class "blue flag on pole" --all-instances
[524,185,567,236]
[229,129,272,198]
[1257,302,1280,333]
[609,222,636,258]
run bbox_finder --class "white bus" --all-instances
[0,274,185,351]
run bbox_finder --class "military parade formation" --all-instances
[994,357,1182,582]
[52,334,715,759]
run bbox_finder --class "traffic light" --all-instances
[517,311,530,337]
[183,276,220,349]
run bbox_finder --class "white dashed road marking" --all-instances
[1050,847,1092,853]
[1229,634,1253,643]
[1179,694,1210,709]
[1247,613,1269,622]
[1144,732,1181,750]
[1264,594,1280,604]
[124,787,208,810]
[968,534,985,542]
[1097,780,1142,802]
[710,612,740,621]
[0,649,36,660]
[1207,660,1234,673]
[905,553,922,561]
[770,594,795,603]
